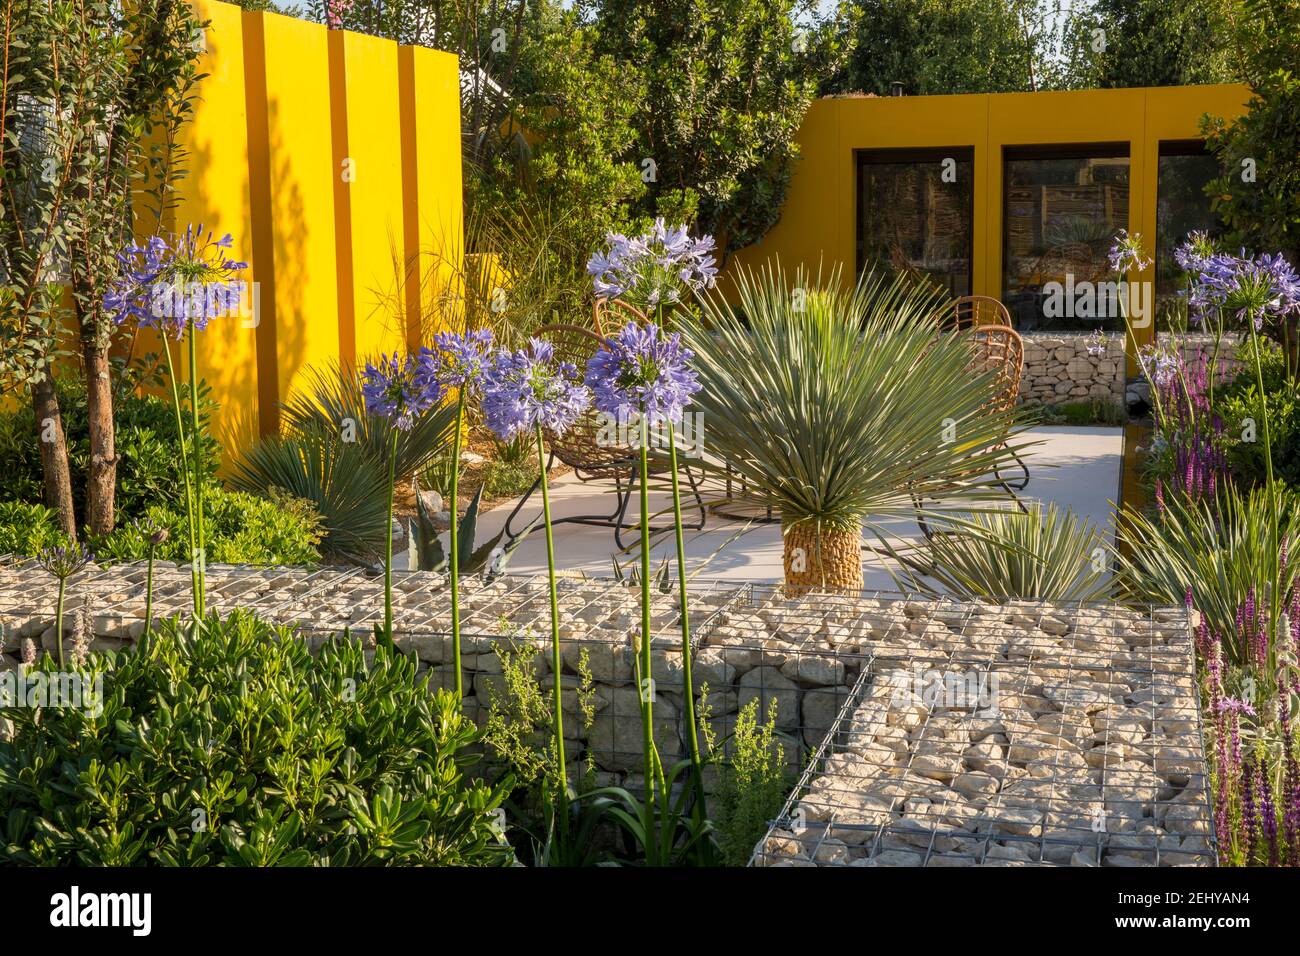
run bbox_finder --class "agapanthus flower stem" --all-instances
[145,545,156,639]
[187,326,206,617]
[449,391,465,700]
[160,335,199,616]
[1248,323,1283,652]
[535,424,568,829]
[668,419,707,821]
[639,418,656,814]
[55,576,66,670]
[383,428,398,645]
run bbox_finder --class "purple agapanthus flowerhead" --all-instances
[1174,230,1217,273]
[1107,229,1151,274]
[1196,250,1300,331]
[432,328,494,390]
[585,322,701,426]
[362,352,440,431]
[587,218,718,311]
[481,338,591,441]
[103,224,248,339]
[37,543,93,580]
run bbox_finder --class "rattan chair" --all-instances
[500,301,708,549]
[932,295,1013,333]
[913,323,1030,540]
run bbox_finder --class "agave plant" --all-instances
[878,503,1113,602]
[685,261,1032,592]
[408,482,532,576]
[1117,482,1300,668]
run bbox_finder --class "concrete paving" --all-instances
[458,425,1123,590]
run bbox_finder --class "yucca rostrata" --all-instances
[686,260,1030,593]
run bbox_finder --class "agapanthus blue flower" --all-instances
[432,328,494,389]
[103,224,248,339]
[1194,250,1300,330]
[585,322,701,426]
[481,338,591,441]
[1107,229,1151,274]
[1174,230,1216,274]
[37,543,93,580]
[587,218,718,310]
[1139,343,1182,390]
[362,352,440,432]
[1085,328,1108,357]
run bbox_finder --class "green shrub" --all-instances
[89,486,322,565]
[0,501,68,555]
[0,376,220,524]
[1214,339,1300,489]
[482,458,537,500]
[0,612,512,866]
[701,695,793,867]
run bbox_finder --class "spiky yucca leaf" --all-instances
[230,425,390,562]
[1117,483,1300,665]
[880,503,1112,602]
[685,261,1033,533]
[278,359,457,481]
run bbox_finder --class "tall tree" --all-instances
[823,0,1044,97]
[1058,0,1239,89]
[3,0,83,538]
[1203,0,1300,365]
[584,0,858,258]
[1,0,203,537]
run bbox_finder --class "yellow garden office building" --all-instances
[726,83,1252,373]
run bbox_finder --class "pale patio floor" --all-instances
[467,425,1123,590]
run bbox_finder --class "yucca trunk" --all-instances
[782,521,863,594]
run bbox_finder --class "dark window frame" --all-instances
[855,146,976,296]
[1000,142,1133,331]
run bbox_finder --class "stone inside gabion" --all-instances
[0,561,1212,867]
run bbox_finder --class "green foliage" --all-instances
[826,0,1040,96]
[1202,0,1300,267]
[1058,0,1238,89]
[0,501,68,555]
[879,503,1114,602]
[1214,337,1300,488]
[480,634,604,865]
[0,612,511,866]
[703,696,792,867]
[0,377,220,523]
[1030,397,1127,427]
[232,360,456,563]
[588,0,858,255]
[1117,482,1300,665]
[90,486,323,566]
[686,261,1030,532]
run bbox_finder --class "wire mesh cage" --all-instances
[0,557,1213,867]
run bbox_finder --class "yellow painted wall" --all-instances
[340,29,409,362]
[144,0,464,464]
[167,0,259,469]
[725,84,1251,363]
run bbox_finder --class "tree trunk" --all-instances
[30,376,78,542]
[782,521,863,595]
[81,338,117,536]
